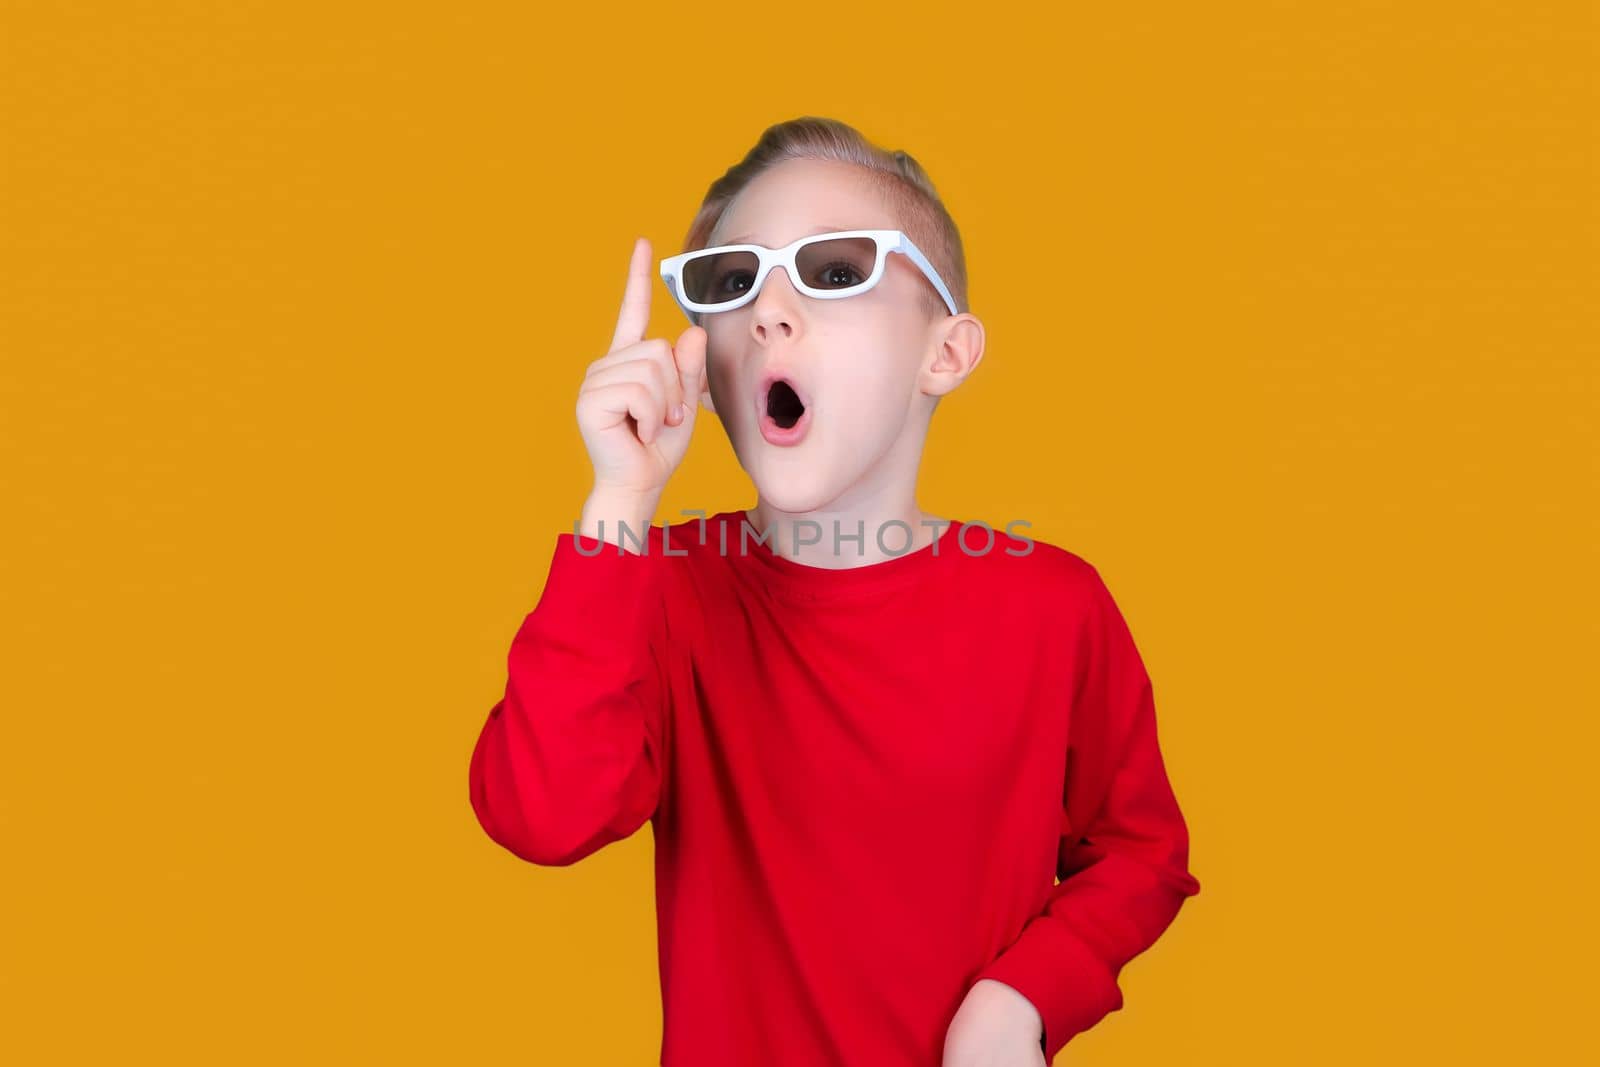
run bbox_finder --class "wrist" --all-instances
[580,486,660,551]
[973,978,1043,1040]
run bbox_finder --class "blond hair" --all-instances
[678,116,970,324]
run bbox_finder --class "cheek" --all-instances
[817,374,911,460]
[703,346,742,413]
[826,339,918,416]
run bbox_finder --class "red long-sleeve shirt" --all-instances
[468,510,1200,1065]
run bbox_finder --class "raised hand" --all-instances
[575,236,709,545]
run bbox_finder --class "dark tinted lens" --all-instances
[795,237,878,292]
[682,249,760,305]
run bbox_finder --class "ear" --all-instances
[922,313,986,398]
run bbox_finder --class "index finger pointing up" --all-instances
[609,235,653,354]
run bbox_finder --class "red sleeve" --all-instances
[468,529,674,866]
[975,563,1201,1059]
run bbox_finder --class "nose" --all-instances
[748,263,800,344]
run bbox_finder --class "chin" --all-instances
[744,452,841,514]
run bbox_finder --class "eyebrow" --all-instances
[719,224,857,247]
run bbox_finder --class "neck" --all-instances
[742,496,950,569]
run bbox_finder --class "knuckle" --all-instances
[645,356,668,390]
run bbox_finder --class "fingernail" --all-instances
[673,402,687,421]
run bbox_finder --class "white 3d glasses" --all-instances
[659,228,959,323]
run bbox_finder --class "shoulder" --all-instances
[951,519,1104,599]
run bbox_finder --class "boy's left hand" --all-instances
[941,978,1048,1066]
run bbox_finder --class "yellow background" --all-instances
[3,2,1594,1063]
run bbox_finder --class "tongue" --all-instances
[767,381,805,429]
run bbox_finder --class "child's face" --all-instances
[698,157,982,514]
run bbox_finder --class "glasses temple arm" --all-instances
[895,239,960,316]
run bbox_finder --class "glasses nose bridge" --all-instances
[750,244,805,306]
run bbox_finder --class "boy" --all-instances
[468,116,1201,1066]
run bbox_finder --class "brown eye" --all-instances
[717,269,755,295]
[795,236,877,291]
[683,249,762,306]
[814,261,867,289]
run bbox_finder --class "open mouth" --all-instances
[757,375,811,446]
[766,379,806,429]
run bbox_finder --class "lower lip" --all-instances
[758,405,811,446]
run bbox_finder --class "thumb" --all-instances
[673,325,708,413]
